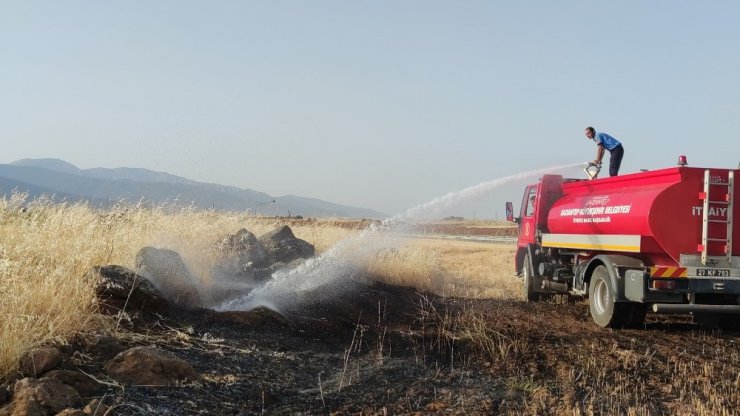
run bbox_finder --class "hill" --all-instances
[1,159,386,218]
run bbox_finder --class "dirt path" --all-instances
[62,280,739,415]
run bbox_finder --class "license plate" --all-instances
[696,268,730,277]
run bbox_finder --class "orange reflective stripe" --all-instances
[650,267,687,278]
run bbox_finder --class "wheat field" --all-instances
[0,193,517,377]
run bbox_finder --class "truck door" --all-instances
[518,185,538,247]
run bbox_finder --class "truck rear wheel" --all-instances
[588,265,629,328]
[522,253,541,302]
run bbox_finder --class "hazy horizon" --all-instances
[3,1,739,216]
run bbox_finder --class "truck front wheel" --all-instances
[522,253,541,302]
[588,265,629,327]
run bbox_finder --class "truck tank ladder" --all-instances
[700,169,734,266]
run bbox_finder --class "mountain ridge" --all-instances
[1,159,386,218]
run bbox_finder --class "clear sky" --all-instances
[2,1,739,216]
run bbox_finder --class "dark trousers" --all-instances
[609,145,624,176]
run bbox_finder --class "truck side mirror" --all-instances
[505,202,515,222]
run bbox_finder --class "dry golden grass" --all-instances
[368,238,518,299]
[0,193,513,377]
[0,195,362,377]
[1,194,103,379]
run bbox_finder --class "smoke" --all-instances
[216,162,582,313]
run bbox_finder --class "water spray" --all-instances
[216,162,583,313]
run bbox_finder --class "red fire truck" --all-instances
[506,162,739,328]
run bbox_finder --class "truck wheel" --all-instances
[522,253,541,302]
[588,265,629,328]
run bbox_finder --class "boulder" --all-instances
[104,347,199,386]
[208,229,273,307]
[92,265,169,314]
[11,378,81,415]
[82,334,126,362]
[43,371,104,398]
[19,347,62,378]
[135,247,202,308]
[216,229,268,268]
[258,226,315,265]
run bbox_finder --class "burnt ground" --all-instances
[46,278,740,415]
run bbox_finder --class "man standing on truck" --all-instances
[585,126,624,178]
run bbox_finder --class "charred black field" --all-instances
[51,279,739,415]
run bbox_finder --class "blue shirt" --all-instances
[594,132,621,151]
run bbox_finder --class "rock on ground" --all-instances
[19,347,62,378]
[216,228,268,268]
[135,247,202,308]
[258,225,315,265]
[43,370,104,398]
[207,226,315,307]
[82,333,127,362]
[92,265,169,315]
[7,377,81,415]
[104,347,199,386]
